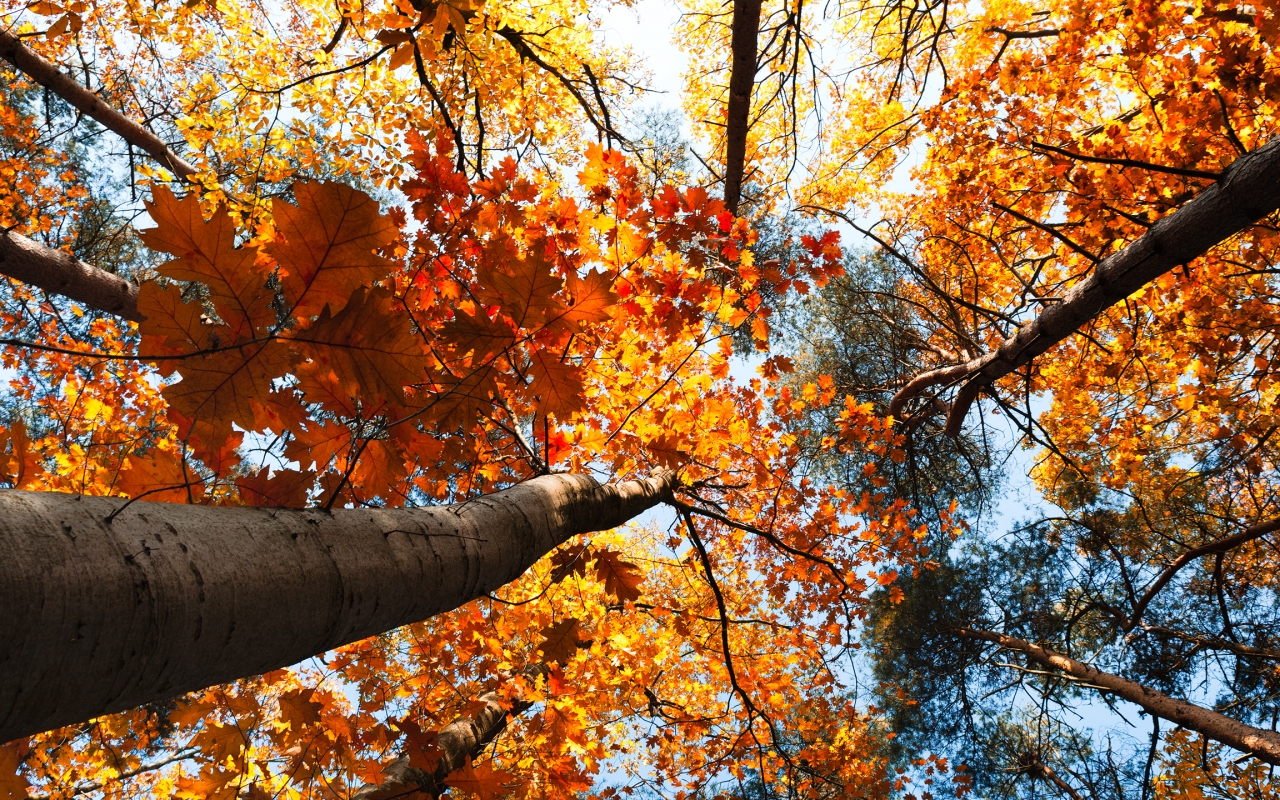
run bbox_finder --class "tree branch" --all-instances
[889,136,1280,435]
[0,30,199,179]
[0,228,141,321]
[951,626,1280,764]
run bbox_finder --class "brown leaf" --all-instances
[527,349,585,418]
[269,181,397,322]
[593,548,644,603]
[290,287,425,414]
[141,186,275,339]
[0,742,30,800]
[278,688,323,731]
[161,339,294,442]
[237,469,313,507]
[444,757,514,800]
[117,448,204,503]
[537,619,582,665]
[474,250,565,331]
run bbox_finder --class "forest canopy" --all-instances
[1,0,1279,797]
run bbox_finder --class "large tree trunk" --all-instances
[0,472,673,743]
[0,228,141,321]
[953,627,1280,764]
[888,136,1280,434]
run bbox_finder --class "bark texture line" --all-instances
[888,136,1280,434]
[954,627,1280,764]
[723,0,763,214]
[0,472,674,742]
[351,664,548,800]
[0,228,141,321]
[0,30,199,179]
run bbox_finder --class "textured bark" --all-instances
[0,30,198,179]
[888,136,1280,434]
[0,472,674,742]
[723,0,762,214]
[0,228,141,321]
[352,664,548,799]
[953,627,1280,764]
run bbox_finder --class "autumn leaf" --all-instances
[140,186,275,339]
[237,469,313,507]
[277,688,323,731]
[398,719,444,774]
[474,250,566,331]
[444,757,514,800]
[269,181,398,322]
[548,269,616,333]
[527,349,585,417]
[442,307,516,364]
[136,282,227,358]
[537,618,582,665]
[647,433,687,470]
[117,448,203,503]
[161,338,294,442]
[290,287,425,414]
[593,548,644,603]
[0,742,29,800]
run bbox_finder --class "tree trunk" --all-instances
[0,228,141,321]
[0,472,673,743]
[952,627,1280,764]
[888,136,1280,434]
[723,0,762,214]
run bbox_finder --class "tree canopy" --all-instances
[1,0,1280,797]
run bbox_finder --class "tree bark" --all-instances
[0,228,141,321]
[952,627,1280,764]
[0,472,674,743]
[0,30,198,179]
[888,136,1280,434]
[723,0,762,214]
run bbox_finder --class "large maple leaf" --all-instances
[161,338,294,442]
[473,249,566,331]
[140,186,275,340]
[444,757,515,800]
[289,287,426,415]
[268,181,398,322]
[527,349,585,417]
[136,282,230,358]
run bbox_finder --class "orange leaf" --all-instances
[474,250,565,331]
[593,548,644,603]
[277,688,323,731]
[117,448,204,503]
[647,433,686,470]
[537,618,582,665]
[0,742,30,800]
[141,186,275,339]
[237,469,313,507]
[290,288,425,414]
[527,350,585,418]
[444,757,514,800]
[269,181,397,322]
[161,339,294,442]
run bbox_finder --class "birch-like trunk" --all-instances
[0,472,673,742]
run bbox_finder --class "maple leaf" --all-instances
[136,283,228,359]
[647,433,687,470]
[474,249,566,331]
[161,338,294,442]
[547,269,616,333]
[397,719,445,774]
[421,362,499,430]
[278,688,324,731]
[238,468,313,507]
[0,742,30,800]
[117,448,204,503]
[444,757,514,800]
[140,186,275,339]
[527,350,585,418]
[593,548,644,603]
[290,287,425,415]
[443,307,516,364]
[548,544,590,583]
[537,618,582,665]
[268,181,398,322]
